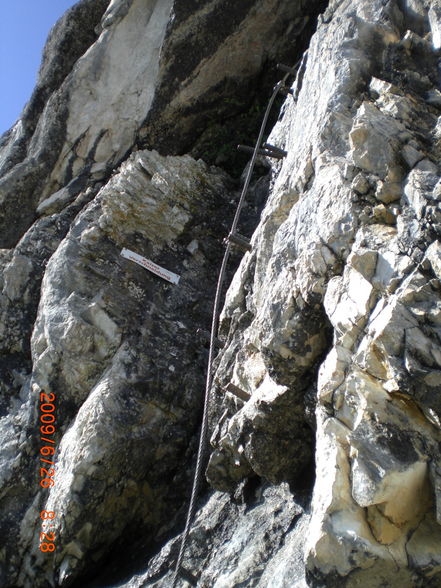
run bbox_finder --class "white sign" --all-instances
[121,248,180,285]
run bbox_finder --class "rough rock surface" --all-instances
[1,0,441,587]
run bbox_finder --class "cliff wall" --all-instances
[0,1,440,587]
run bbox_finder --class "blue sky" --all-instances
[0,0,79,134]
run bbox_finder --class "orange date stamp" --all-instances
[37,389,57,552]
[39,510,57,552]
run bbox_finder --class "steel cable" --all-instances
[171,70,292,588]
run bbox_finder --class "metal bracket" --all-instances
[278,85,294,96]
[224,232,252,253]
[225,383,251,401]
[237,144,265,156]
[262,143,287,158]
[276,62,298,75]
[237,144,285,160]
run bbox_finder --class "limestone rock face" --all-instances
[139,484,309,588]
[203,0,441,586]
[134,0,441,586]
[1,149,234,587]
[0,0,319,249]
[1,0,441,587]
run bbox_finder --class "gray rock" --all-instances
[0,0,323,248]
[0,0,109,248]
[13,151,233,587]
[1,0,441,586]
[120,483,308,588]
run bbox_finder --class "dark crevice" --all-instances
[139,0,329,177]
[395,0,431,37]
